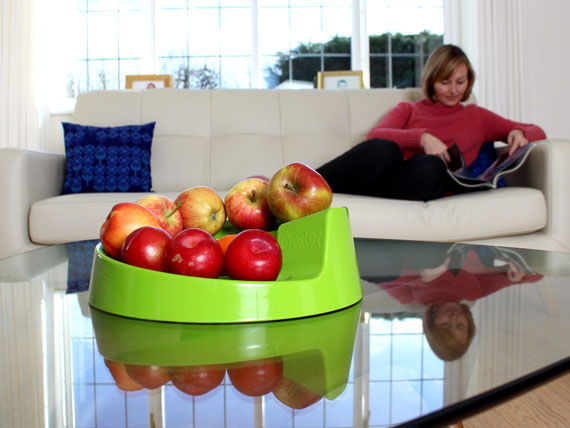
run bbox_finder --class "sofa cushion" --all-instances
[61,122,155,194]
[334,187,546,241]
[29,187,546,245]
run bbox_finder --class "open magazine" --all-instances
[446,142,540,189]
[447,243,535,275]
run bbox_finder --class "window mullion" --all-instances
[251,0,261,88]
[352,0,370,88]
[144,0,157,73]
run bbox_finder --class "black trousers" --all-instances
[316,139,461,201]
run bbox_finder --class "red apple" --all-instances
[120,226,172,272]
[169,365,226,396]
[224,229,282,281]
[225,178,275,230]
[100,202,162,259]
[267,163,332,222]
[104,359,144,392]
[166,228,224,278]
[228,357,283,397]
[272,376,323,409]
[247,175,270,183]
[136,195,183,237]
[175,186,226,235]
[125,364,170,390]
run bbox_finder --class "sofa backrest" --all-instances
[72,88,426,191]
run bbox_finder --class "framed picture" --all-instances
[126,74,172,89]
[317,70,364,90]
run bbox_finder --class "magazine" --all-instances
[447,243,535,275]
[446,142,540,189]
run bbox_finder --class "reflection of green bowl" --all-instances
[88,207,362,323]
[91,301,361,398]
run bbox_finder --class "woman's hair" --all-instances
[422,302,476,361]
[421,44,475,102]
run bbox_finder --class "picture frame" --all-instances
[317,70,364,90]
[126,74,172,90]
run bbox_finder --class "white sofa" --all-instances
[2,88,569,261]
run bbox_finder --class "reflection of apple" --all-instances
[175,186,226,235]
[100,202,162,259]
[166,228,224,278]
[125,364,170,390]
[267,162,332,222]
[136,195,183,237]
[224,229,282,281]
[225,178,275,230]
[228,357,283,397]
[120,226,172,272]
[104,359,144,391]
[273,376,323,409]
[170,365,226,396]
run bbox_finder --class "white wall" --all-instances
[524,0,570,139]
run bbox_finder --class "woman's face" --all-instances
[434,302,469,345]
[433,63,469,107]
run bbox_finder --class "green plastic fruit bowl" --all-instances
[88,207,362,323]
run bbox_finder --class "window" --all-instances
[65,0,443,96]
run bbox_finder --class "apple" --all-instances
[247,175,270,183]
[100,202,162,259]
[166,228,224,278]
[169,365,226,396]
[175,186,226,235]
[136,195,183,237]
[272,376,323,409]
[224,229,282,281]
[120,226,172,272]
[104,359,144,392]
[125,364,170,390]
[225,178,275,230]
[267,162,332,222]
[227,357,283,397]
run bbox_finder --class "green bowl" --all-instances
[88,207,362,323]
[91,301,361,399]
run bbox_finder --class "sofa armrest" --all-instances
[505,139,570,250]
[0,148,65,260]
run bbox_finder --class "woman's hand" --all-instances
[421,133,450,163]
[507,261,525,282]
[507,129,529,156]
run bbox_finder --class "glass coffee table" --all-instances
[2,237,570,428]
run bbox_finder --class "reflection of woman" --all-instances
[373,245,543,361]
[316,44,546,201]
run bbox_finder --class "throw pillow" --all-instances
[61,122,156,194]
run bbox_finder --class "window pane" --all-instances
[188,7,220,56]
[88,12,118,59]
[259,7,290,55]
[220,7,251,55]
[156,8,188,57]
[119,10,145,58]
[88,60,118,90]
[290,7,323,46]
[221,57,250,88]
[119,59,143,88]
[370,56,388,87]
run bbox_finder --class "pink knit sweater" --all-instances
[367,99,547,166]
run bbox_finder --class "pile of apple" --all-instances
[99,162,333,281]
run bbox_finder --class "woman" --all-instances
[316,44,547,201]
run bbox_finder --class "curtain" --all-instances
[476,0,528,122]
[445,0,528,122]
[1,0,38,150]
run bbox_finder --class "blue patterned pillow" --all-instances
[61,122,155,194]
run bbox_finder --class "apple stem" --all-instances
[251,189,256,203]
[284,183,296,192]
[165,201,183,219]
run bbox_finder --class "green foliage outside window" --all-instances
[269,31,443,88]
